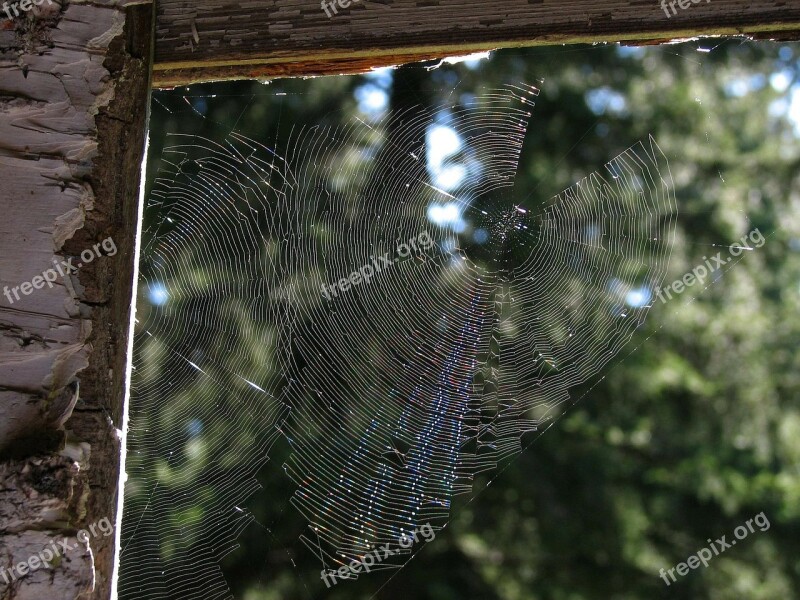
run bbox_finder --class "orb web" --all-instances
[120,81,677,598]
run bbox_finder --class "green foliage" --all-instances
[130,40,800,599]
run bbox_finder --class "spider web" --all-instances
[120,80,677,599]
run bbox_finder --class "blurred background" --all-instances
[123,41,800,599]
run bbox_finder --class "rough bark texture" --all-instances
[152,0,800,87]
[0,0,152,598]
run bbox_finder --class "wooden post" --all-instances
[0,1,152,597]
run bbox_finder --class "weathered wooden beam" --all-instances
[0,0,152,597]
[152,0,800,87]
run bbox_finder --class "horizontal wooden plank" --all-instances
[153,0,800,86]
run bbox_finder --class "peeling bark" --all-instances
[0,1,152,598]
